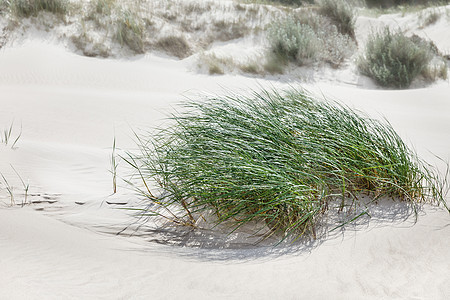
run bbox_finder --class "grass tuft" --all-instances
[126,89,448,241]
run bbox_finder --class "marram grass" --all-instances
[125,89,448,241]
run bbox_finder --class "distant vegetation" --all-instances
[266,8,356,72]
[358,27,447,88]
[318,0,356,40]
[126,89,448,241]
[267,19,320,66]
[8,0,68,17]
[267,0,313,5]
[115,9,146,54]
[0,0,448,87]
[365,0,450,8]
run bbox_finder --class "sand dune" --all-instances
[1,5,450,299]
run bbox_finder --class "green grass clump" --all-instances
[318,0,356,40]
[8,0,68,17]
[127,89,447,240]
[358,27,435,88]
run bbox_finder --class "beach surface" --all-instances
[1,6,450,299]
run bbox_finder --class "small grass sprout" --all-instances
[11,165,29,207]
[111,136,118,194]
[0,172,14,206]
[1,122,22,148]
[126,89,448,241]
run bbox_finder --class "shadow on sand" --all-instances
[111,196,434,261]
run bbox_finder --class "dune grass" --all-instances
[125,89,447,241]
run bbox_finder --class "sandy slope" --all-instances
[0,29,449,300]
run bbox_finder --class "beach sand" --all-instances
[1,3,449,299]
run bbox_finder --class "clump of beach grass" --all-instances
[358,27,438,88]
[8,0,68,18]
[111,136,118,194]
[125,89,448,241]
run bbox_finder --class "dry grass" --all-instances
[318,0,356,40]
[8,0,68,18]
[420,9,441,27]
[155,35,191,59]
[211,19,249,42]
[263,54,286,74]
[115,9,146,54]
[266,14,356,68]
[239,61,263,74]
[198,53,235,75]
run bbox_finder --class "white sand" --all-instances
[1,7,450,299]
